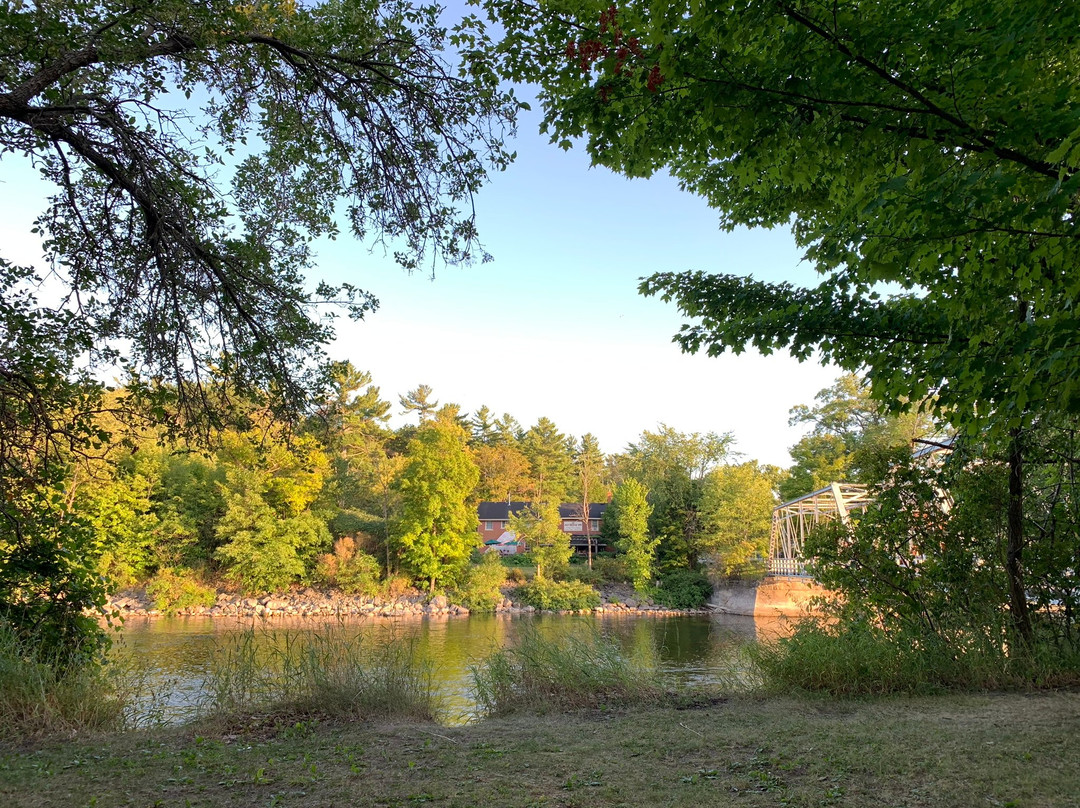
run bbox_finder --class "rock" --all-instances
[430,594,449,610]
[265,599,289,611]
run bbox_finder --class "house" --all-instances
[477,501,610,555]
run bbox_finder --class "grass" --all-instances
[2,692,1078,807]
[748,618,1080,696]
[471,624,668,715]
[196,625,439,726]
[0,623,130,740]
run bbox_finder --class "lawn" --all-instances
[3,692,1078,807]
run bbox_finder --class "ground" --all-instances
[3,692,1077,807]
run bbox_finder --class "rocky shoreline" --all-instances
[106,585,713,619]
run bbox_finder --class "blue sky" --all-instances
[0,46,840,468]
[320,98,839,464]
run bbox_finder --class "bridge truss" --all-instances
[768,483,874,576]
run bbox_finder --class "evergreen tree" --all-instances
[469,405,499,446]
[520,416,575,504]
[399,384,439,423]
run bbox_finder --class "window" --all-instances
[590,520,600,531]
[484,521,493,530]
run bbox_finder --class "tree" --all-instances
[608,479,656,593]
[472,442,532,503]
[612,425,734,571]
[508,499,570,580]
[3,0,518,416]
[214,420,332,592]
[309,361,391,510]
[469,405,499,446]
[781,374,940,500]
[570,433,607,567]
[493,413,525,446]
[395,418,480,592]
[484,0,1080,644]
[1,0,517,656]
[698,463,775,578]
[520,416,575,504]
[399,384,440,424]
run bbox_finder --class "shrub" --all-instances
[382,574,415,600]
[471,625,663,715]
[592,555,631,584]
[655,570,713,609]
[519,579,600,611]
[502,552,534,568]
[146,567,216,615]
[506,567,528,584]
[315,537,381,596]
[453,551,508,612]
[562,562,604,586]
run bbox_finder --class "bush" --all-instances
[593,555,631,584]
[561,562,604,586]
[502,552,534,568]
[146,567,216,615]
[471,625,663,715]
[382,574,415,600]
[453,551,507,612]
[655,570,713,609]
[315,537,381,596]
[506,567,528,584]
[519,579,601,611]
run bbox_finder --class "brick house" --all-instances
[477,501,610,555]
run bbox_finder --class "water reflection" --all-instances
[115,613,787,725]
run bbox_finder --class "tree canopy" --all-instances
[2,0,518,420]
[482,0,1080,439]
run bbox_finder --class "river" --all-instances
[114,612,786,725]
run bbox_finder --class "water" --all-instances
[113,612,786,725]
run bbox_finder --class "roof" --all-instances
[477,501,608,520]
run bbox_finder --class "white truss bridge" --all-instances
[768,482,874,577]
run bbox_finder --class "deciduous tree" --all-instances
[484,0,1079,643]
[608,479,656,593]
[395,418,480,592]
[699,463,775,578]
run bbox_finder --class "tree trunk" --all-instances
[1007,428,1033,648]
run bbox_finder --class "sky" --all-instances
[0,55,841,470]
[317,100,840,464]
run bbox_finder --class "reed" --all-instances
[471,624,667,715]
[197,625,439,724]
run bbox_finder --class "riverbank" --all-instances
[106,583,711,619]
[4,692,1077,807]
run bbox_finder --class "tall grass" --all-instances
[748,618,1080,696]
[471,624,666,715]
[0,622,129,740]
[197,625,439,724]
